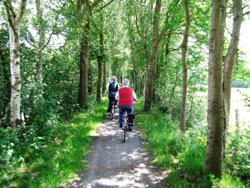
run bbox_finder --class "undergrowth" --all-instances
[0,99,108,187]
[135,98,249,188]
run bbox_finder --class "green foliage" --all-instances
[136,96,248,187]
[136,99,182,170]
[177,125,207,179]
[225,126,250,186]
[211,174,246,188]
[0,27,10,126]
[232,79,250,88]
[0,99,108,187]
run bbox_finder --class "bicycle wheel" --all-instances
[123,125,127,143]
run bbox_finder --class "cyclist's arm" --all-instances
[132,91,137,101]
[115,92,119,100]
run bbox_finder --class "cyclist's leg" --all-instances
[118,106,125,127]
[126,106,134,130]
[107,97,112,113]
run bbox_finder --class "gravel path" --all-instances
[70,111,168,188]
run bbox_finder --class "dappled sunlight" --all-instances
[70,111,167,188]
[73,163,166,188]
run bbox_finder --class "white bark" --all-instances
[4,0,27,130]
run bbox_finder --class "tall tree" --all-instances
[144,0,162,111]
[96,14,104,102]
[179,0,190,133]
[205,0,226,178]
[3,0,27,130]
[76,0,91,108]
[222,0,243,150]
[77,0,113,107]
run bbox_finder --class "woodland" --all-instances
[0,0,250,187]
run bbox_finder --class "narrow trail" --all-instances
[70,111,168,188]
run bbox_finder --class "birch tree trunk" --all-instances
[4,0,27,130]
[223,0,243,151]
[205,0,226,178]
[179,0,190,133]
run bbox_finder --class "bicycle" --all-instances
[122,111,134,143]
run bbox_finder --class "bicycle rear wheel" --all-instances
[123,125,127,143]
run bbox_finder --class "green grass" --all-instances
[135,99,182,170]
[135,98,249,187]
[135,99,210,187]
[8,99,108,188]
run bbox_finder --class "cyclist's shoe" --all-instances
[119,124,122,128]
[108,112,111,116]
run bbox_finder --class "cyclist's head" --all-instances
[111,76,117,82]
[122,79,129,86]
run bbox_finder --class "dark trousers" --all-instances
[118,105,134,124]
[107,97,116,113]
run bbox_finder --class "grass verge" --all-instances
[135,98,210,187]
[135,98,248,188]
[8,99,108,188]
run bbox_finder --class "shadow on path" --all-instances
[70,111,168,188]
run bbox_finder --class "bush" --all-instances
[225,126,250,186]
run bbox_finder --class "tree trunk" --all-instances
[96,56,103,102]
[102,60,106,95]
[96,18,104,102]
[144,0,162,111]
[78,35,89,108]
[88,60,93,94]
[179,0,190,133]
[223,0,243,151]
[35,0,45,79]
[139,74,144,96]
[76,0,91,108]
[4,0,27,130]
[205,0,226,178]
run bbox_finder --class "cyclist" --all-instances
[107,76,119,115]
[115,79,136,129]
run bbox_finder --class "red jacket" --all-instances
[118,87,134,107]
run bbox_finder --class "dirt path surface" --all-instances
[70,111,168,188]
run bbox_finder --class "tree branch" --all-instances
[16,0,27,27]
[91,0,102,9]
[93,0,115,13]
[243,10,250,16]
[41,2,67,50]
[3,1,17,35]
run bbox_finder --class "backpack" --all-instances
[110,81,116,92]
[109,82,117,97]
